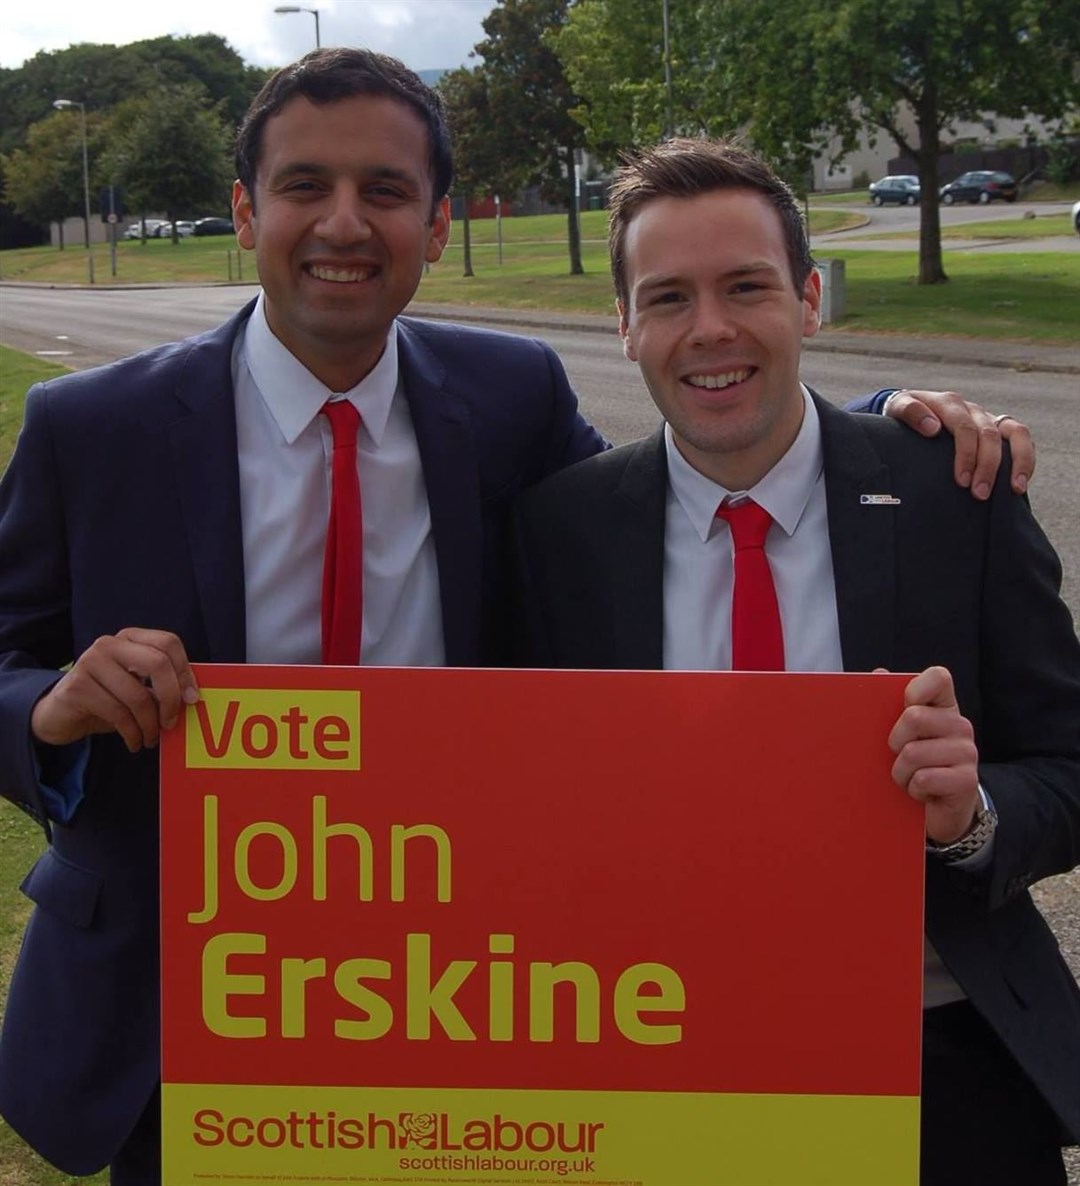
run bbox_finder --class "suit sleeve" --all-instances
[535,339,609,476]
[0,381,76,829]
[844,389,897,414]
[973,465,1080,910]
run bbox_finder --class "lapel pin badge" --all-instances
[860,494,901,505]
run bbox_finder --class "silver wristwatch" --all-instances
[926,788,998,863]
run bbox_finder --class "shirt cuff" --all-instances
[32,739,89,824]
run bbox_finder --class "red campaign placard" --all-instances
[159,665,925,1185]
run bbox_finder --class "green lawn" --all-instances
[0,349,108,1185]
[5,208,1074,343]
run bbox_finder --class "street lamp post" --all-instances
[52,98,94,285]
[274,5,321,48]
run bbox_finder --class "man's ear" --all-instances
[425,196,452,263]
[802,267,822,338]
[233,180,255,251]
[617,299,638,362]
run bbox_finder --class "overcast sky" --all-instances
[1,0,497,74]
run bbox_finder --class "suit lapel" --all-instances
[397,322,483,666]
[167,304,253,662]
[611,429,667,670]
[814,393,897,673]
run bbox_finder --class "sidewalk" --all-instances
[406,300,1080,375]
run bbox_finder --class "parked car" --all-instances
[122,219,167,240]
[193,216,234,236]
[157,221,195,238]
[939,171,1018,205]
[868,175,921,206]
[1072,199,1080,237]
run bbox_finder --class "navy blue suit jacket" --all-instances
[0,300,605,1173]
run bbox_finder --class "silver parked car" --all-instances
[868,175,921,206]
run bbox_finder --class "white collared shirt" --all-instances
[663,388,843,674]
[233,294,444,667]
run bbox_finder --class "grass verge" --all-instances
[1,349,108,1184]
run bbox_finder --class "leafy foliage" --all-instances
[101,85,233,233]
[473,0,587,275]
[557,0,1080,285]
[3,109,106,241]
[439,65,527,276]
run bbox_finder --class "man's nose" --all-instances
[316,188,372,244]
[687,294,738,347]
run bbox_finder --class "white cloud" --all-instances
[0,0,494,72]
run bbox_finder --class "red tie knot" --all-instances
[321,399,360,448]
[716,499,773,551]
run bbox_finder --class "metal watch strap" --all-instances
[926,801,998,863]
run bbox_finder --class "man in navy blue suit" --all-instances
[0,47,1035,1185]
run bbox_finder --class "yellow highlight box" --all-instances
[163,1083,919,1185]
[186,689,361,770]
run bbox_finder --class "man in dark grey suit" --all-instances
[513,139,1080,1186]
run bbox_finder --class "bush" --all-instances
[1045,134,1080,186]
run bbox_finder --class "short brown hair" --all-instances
[607,138,814,307]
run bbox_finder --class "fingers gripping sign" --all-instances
[888,665,980,846]
[884,390,1035,498]
[30,628,200,753]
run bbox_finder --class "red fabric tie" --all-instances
[320,399,362,665]
[715,500,784,672]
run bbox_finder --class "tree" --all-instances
[102,84,233,241]
[552,0,714,162]
[553,0,1080,285]
[473,0,588,276]
[3,109,105,247]
[438,65,526,277]
[703,0,1080,283]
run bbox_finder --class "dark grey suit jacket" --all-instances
[513,392,1080,1142]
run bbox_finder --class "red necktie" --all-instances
[715,500,784,672]
[320,399,362,665]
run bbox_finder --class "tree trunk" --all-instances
[915,102,947,285]
[565,146,584,276]
[462,189,474,278]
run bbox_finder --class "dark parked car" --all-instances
[939,171,1018,205]
[1072,199,1080,237]
[193,217,235,236]
[868,175,921,206]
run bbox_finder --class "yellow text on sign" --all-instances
[186,689,360,770]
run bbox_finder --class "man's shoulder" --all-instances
[23,305,250,418]
[520,435,655,510]
[397,315,556,366]
[818,392,958,475]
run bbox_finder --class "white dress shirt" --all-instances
[661,387,966,1007]
[234,295,444,667]
[663,388,843,673]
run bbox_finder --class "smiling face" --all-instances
[233,92,450,391]
[619,188,821,490]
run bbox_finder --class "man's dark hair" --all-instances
[235,46,453,219]
[607,138,814,307]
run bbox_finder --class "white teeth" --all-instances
[308,264,374,282]
[686,368,751,390]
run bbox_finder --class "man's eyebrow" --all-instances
[635,261,782,291]
[266,162,421,187]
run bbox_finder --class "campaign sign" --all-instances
[160,665,924,1185]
